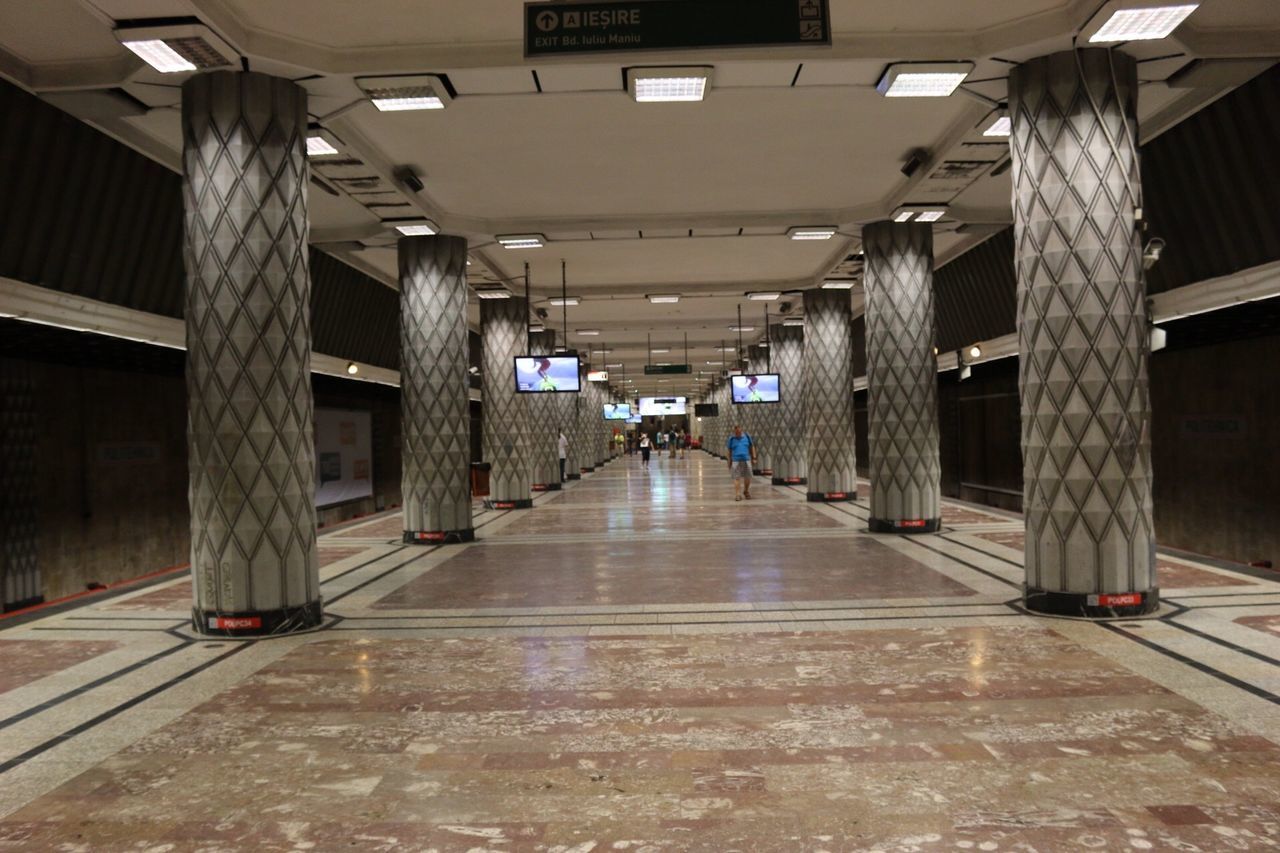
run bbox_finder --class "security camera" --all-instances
[535,307,549,319]
[1142,238,1165,272]
[393,166,424,194]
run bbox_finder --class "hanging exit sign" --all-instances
[525,0,831,57]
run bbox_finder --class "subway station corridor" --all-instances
[2,454,1278,851]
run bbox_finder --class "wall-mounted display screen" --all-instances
[638,396,687,416]
[514,356,581,393]
[730,374,780,404]
[626,414,642,424]
[693,403,719,417]
[603,403,632,420]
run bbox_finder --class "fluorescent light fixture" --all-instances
[647,294,681,303]
[822,280,855,290]
[982,115,1012,137]
[892,205,948,224]
[346,362,359,376]
[528,323,546,333]
[876,62,974,97]
[114,23,237,73]
[968,345,982,359]
[577,329,601,336]
[729,325,754,332]
[121,39,196,73]
[474,288,511,300]
[1088,3,1198,42]
[782,317,805,327]
[498,234,545,249]
[386,218,438,237]
[358,74,452,111]
[306,136,339,156]
[787,226,837,241]
[548,296,579,307]
[747,292,781,301]
[627,66,712,103]
[651,347,670,354]
[606,363,623,368]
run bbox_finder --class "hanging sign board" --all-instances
[587,370,609,382]
[525,0,831,57]
[644,364,691,375]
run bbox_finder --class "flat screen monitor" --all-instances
[625,414,642,424]
[693,403,719,417]
[731,373,780,404]
[603,403,632,420]
[638,396,687,416]
[513,356,581,393]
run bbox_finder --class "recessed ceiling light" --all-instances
[969,345,982,359]
[982,115,1012,137]
[916,210,945,223]
[876,62,974,97]
[577,329,601,336]
[547,297,578,307]
[787,226,837,241]
[627,67,712,103]
[114,24,237,73]
[782,317,805,327]
[529,324,546,333]
[729,325,754,332]
[892,205,947,224]
[651,348,670,354]
[1088,3,1198,42]
[346,362,359,375]
[358,74,452,111]
[747,292,781,301]
[474,288,511,300]
[822,281,855,290]
[389,219,438,236]
[647,294,681,303]
[498,234,545,249]
[894,210,915,223]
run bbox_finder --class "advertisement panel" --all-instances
[315,408,372,507]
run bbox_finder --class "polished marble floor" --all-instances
[2,453,1278,851]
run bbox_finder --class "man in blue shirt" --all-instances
[726,425,756,501]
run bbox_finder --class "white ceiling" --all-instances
[0,0,1276,393]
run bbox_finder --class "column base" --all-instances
[403,528,475,545]
[192,600,323,637]
[531,483,562,492]
[807,490,857,502]
[566,473,582,481]
[1024,586,1160,618]
[752,468,764,477]
[772,476,807,486]
[761,468,773,477]
[868,517,940,534]
[484,498,534,510]
[580,466,595,473]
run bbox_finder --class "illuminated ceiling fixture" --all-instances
[782,317,805,327]
[627,66,712,103]
[358,74,452,111]
[651,347,670,354]
[982,114,1012,137]
[876,62,974,98]
[577,329,601,336]
[474,287,511,300]
[1086,2,1199,42]
[647,294,681,303]
[549,296,579,306]
[747,292,781,301]
[729,325,754,332]
[606,363,623,368]
[388,219,438,236]
[114,23,237,73]
[497,234,545,249]
[346,362,359,376]
[306,136,339,157]
[822,280,855,290]
[528,324,546,333]
[787,226,837,241]
[969,345,982,359]
[892,205,948,224]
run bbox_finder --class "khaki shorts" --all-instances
[731,460,753,480]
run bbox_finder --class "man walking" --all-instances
[726,424,756,501]
[557,430,568,482]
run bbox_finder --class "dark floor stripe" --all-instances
[1101,622,1280,706]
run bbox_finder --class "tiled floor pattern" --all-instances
[1,452,1278,851]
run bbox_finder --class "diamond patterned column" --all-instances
[863,220,942,533]
[182,71,320,635]
[558,391,581,480]
[481,297,532,508]
[803,289,859,502]
[527,330,562,490]
[399,235,474,544]
[1010,49,1156,617]
[576,364,596,473]
[0,366,40,612]
[592,381,609,466]
[768,324,807,485]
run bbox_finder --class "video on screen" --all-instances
[514,356,581,393]
[603,403,632,420]
[638,396,687,416]
[730,374,780,404]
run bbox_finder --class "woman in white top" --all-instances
[639,433,652,465]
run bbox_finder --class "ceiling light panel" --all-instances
[747,292,781,301]
[498,234,545,249]
[787,226,837,241]
[876,62,974,97]
[549,296,579,306]
[306,136,338,156]
[358,74,453,111]
[822,281,855,290]
[982,115,1012,137]
[114,23,237,73]
[1089,3,1198,42]
[627,66,712,103]
[388,219,438,236]
[647,294,681,303]
[577,329,601,336]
